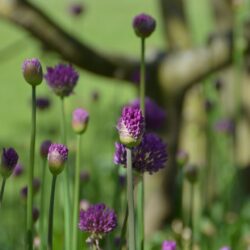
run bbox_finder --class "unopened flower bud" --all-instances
[22,58,43,86]
[48,144,68,175]
[72,108,89,134]
[117,106,144,148]
[0,148,19,178]
[133,13,156,38]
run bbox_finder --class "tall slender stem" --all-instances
[126,148,136,250]
[39,159,47,250]
[60,97,71,250]
[0,178,6,207]
[27,85,36,250]
[189,183,194,249]
[73,134,81,250]
[119,206,128,250]
[48,175,57,250]
[138,37,145,250]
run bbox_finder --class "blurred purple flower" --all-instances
[220,247,231,250]
[130,97,166,130]
[13,163,24,177]
[40,140,52,159]
[80,170,90,183]
[214,119,235,134]
[68,3,85,17]
[162,240,176,250]
[36,97,51,111]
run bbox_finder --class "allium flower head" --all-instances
[40,140,52,159]
[48,144,68,175]
[44,64,79,97]
[162,240,176,250]
[214,119,235,135]
[117,106,144,148]
[36,97,51,111]
[0,148,19,178]
[22,58,43,86]
[114,133,167,174]
[72,108,89,134]
[13,163,24,177]
[79,203,117,235]
[133,13,156,38]
[130,97,166,130]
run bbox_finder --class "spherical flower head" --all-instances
[130,97,166,130]
[48,144,68,175]
[36,97,51,111]
[13,163,24,177]
[214,119,235,135]
[114,133,168,174]
[20,179,40,201]
[40,140,52,159]
[72,108,89,134]
[44,64,79,97]
[0,148,19,178]
[22,58,43,86]
[117,106,144,148]
[79,203,117,235]
[133,13,156,38]
[162,240,176,250]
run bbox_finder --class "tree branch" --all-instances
[0,0,138,81]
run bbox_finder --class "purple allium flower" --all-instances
[133,13,156,38]
[176,150,189,167]
[72,108,89,134]
[214,119,235,134]
[35,97,51,111]
[69,3,85,16]
[22,58,43,86]
[130,97,166,130]
[0,147,19,178]
[20,186,28,200]
[32,207,40,223]
[79,203,117,235]
[40,140,52,159]
[117,106,144,148]
[162,240,176,250]
[114,133,167,174]
[220,247,231,250]
[118,175,126,187]
[13,163,24,177]
[44,64,79,97]
[48,143,68,175]
[80,170,90,183]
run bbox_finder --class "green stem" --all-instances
[126,148,136,250]
[189,183,194,249]
[0,178,6,207]
[138,37,145,250]
[73,134,81,250]
[27,85,36,250]
[119,206,128,250]
[48,175,57,250]
[39,159,47,250]
[60,97,71,250]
